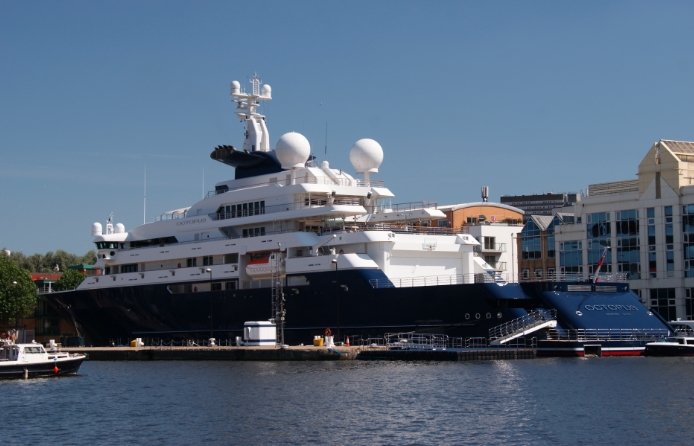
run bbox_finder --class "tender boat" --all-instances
[645,321,694,356]
[0,340,86,379]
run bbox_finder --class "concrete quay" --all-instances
[63,345,359,361]
[63,345,536,361]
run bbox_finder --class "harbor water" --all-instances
[2,357,693,445]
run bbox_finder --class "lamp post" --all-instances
[205,268,213,339]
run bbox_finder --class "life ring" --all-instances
[324,328,332,337]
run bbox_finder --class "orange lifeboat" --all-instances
[245,252,275,277]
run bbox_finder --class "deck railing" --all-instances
[369,272,507,289]
[519,272,629,283]
[544,328,668,341]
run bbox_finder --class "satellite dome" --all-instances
[349,138,383,173]
[275,132,310,169]
[261,84,272,98]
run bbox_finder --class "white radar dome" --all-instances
[92,222,103,236]
[261,84,272,98]
[349,138,383,173]
[275,132,310,169]
[115,223,126,234]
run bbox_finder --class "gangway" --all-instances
[489,309,557,345]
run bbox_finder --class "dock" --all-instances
[62,345,536,361]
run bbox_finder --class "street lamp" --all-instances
[205,268,213,341]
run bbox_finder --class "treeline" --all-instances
[3,249,96,273]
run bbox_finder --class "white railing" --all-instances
[545,328,668,341]
[489,309,557,341]
[370,272,508,289]
[385,332,449,350]
[519,272,629,283]
[208,173,385,195]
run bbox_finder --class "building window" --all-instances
[665,206,674,277]
[559,240,582,276]
[484,255,496,268]
[547,216,560,258]
[650,288,676,321]
[484,237,496,250]
[647,207,657,278]
[520,220,542,260]
[683,205,694,278]
[587,212,611,275]
[615,209,640,279]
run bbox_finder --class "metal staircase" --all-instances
[489,309,557,345]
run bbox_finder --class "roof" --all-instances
[69,264,97,270]
[659,139,694,158]
[528,215,554,231]
[439,202,524,214]
[30,273,62,281]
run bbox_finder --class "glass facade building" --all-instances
[550,139,694,321]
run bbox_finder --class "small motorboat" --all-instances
[645,320,694,357]
[0,339,86,379]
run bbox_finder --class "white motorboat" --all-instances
[0,340,86,379]
[645,320,694,356]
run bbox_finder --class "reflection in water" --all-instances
[1,358,694,445]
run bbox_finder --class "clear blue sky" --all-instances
[2,1,693,255]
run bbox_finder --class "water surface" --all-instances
[2,357,692,445]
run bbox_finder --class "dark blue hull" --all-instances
[44,271,670,348]
[46,270,533,345]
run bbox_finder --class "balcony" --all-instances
[475,243,506,253]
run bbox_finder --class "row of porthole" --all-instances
[465,312,503,320]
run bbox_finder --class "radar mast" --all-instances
[230,74,272,153]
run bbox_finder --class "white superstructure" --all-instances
[83,76,502,293]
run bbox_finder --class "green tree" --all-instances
[81,250,97,265]
[54,268,85,291]
[0,254,37,325]
[1,249,97,273]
